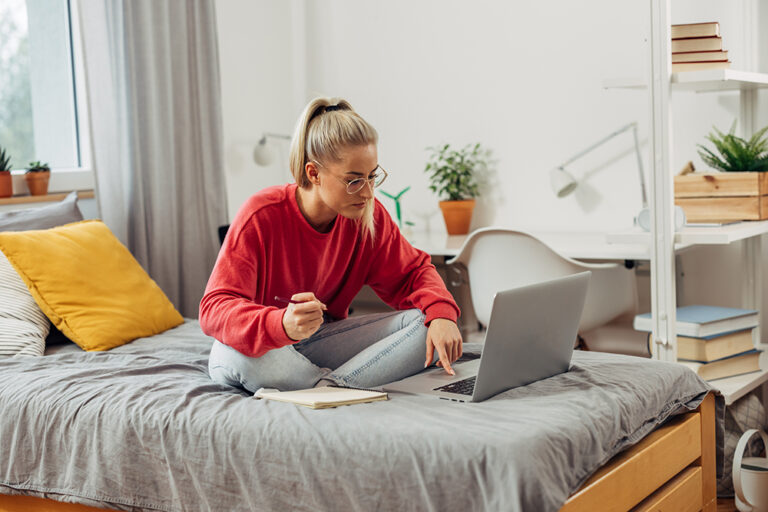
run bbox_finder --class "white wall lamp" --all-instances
[549,122,684,231]
[253,133,291,166]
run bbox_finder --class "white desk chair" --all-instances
[447,228,647,355]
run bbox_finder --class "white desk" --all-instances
[410,222,768,261]
[407,230,660,262]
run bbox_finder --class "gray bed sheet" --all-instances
[0,321,723,512]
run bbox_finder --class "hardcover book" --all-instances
[678,349,761,381]
[671,37,722,53]
[673,329,755,362]
[634,305,758,337]
[672,61,730,73]
[672,50,728,63]
[671,22,720,39]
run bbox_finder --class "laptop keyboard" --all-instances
[434,376,476,395]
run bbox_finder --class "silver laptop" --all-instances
[383,272,590,403]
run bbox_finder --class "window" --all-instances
[0,0,79,172]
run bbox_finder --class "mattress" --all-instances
[0,321,723,512]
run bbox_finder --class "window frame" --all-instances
[9,0,94,195]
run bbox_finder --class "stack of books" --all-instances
[671,22,731,73]
[634,305,761,380]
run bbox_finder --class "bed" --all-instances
[0,320,723,512]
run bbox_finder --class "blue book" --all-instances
[634,305,758,337]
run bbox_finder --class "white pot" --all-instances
[734,429,768,512]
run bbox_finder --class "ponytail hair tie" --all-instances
[325,105,341,112]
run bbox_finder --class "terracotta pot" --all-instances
[0,171,11,198]
[25,170,50,196]
[439,199,476,235]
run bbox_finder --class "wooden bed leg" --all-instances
[698,392,716,512]
[0,493,113,512]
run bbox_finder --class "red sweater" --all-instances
[199,183,460,358]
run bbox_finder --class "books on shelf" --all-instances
[254,386,388,409]
[634,305,758,338]
[670,22,730,73]
[672,50,728,63]
[671,22,720,39]
[678,349,761,381]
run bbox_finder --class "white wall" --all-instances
[216,0,768,333]
[285,0,653,232]
[216,0,301,221]
[217,0,763,229]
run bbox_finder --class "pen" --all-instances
[274,295,300,304]
[274,295,328,311]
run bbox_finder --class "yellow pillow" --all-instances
[0,219,184,351]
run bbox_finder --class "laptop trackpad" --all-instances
[382,358,479,394]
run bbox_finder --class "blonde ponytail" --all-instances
[289,97,379,243]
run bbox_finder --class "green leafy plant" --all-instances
[424,143,484,201]
[26,160,50,173]
[0,148,11,172]
[697,122,768,172]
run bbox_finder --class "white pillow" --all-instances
[0,250,50,357]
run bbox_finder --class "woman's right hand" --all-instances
[281,292,327,341]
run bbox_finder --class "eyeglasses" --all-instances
[313,162,389,194]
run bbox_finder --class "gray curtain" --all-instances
[78,0,228,317]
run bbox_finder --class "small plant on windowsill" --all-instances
[25,161,51,196]
[0,147,12,198]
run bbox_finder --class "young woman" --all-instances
[200,97,462,392]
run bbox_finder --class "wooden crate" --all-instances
[674,172,768,222]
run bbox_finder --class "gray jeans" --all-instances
[208,309,437,392]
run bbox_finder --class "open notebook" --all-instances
[254,386,388,409]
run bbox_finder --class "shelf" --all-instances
[673,69,768,92]
[608,219,768,247]
[705,349,768,405]
[603,69,768,93]
[711,369,768,406]
[0,190,94,206]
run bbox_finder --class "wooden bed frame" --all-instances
[561,392,716,512]
[0,393,717,512]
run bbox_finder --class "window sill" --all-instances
[10,168,95,195]
[0,189,94,206]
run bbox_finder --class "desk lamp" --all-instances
[549,122,684,230]
[253,133,291,166]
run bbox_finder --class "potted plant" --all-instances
[697,123,768,173]
[0,147,12,198]
[25,161,50,196]
[424,142,484,235]
[674,123,768,222]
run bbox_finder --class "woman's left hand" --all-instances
[424,318,463,376]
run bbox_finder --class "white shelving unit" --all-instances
[605,1,768,403]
